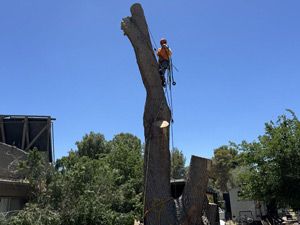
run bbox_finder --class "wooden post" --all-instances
[46,117,51,153]
[0,116,6,143]
[21,117,28,149]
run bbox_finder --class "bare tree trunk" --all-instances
[179,156,210,225]
[121,4,211,225]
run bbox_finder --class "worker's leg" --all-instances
[160,74,166,87]
[159,60,169,75]
[159,60,169,87]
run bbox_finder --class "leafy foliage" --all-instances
[18,148,53,200]
[76,132,108,159]
[0,214,7,225]
[106,133,143,219]
[9,204,61,225]
[5,132,143,225]
[170,148,186,179]
[210,146,238,192]
[237,111,300,210]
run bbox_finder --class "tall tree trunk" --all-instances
[121,4,211,225]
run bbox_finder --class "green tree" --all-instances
[0,214,7,225]
[76,132,108,159]
[237,111,300,210]
[107,133,143,219]
[107,133,143,183]
[18,148,53,200]
[210,146,238,192]
[8,132,144,225]
[170,148,186,179]
[9,204,61,225]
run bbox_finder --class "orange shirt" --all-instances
[157,45,172,61]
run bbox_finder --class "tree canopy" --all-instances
[5,132,143,225]
[4,110,299,224]
[209,111,300,212]
[76,132,108,159]
[210,145,238,192]
[170,148,186,179]
[236,111,300,210]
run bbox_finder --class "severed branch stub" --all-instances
[121,3,215,225]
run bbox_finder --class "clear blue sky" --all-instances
[1,0,300,161]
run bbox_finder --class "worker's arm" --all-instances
[157,48,162,57]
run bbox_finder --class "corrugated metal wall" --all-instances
[0,197,25,213]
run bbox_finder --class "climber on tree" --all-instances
[157,38,172,87]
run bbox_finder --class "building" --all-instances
[0,142,30,214]
[0,115,55,162]
[226,188,267,222]
[0,115,55,215]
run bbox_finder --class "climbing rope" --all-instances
[164,84,171,111]
[149,24,177,153]
[169,58,177,85]
[149,29,158,51]
[143,78,177,223]
[166,57,176,151]
[163,83,175,152]
[130,19,179,224]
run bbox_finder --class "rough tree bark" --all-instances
[121,4,211,225]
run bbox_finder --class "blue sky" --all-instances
[1,0,299,161]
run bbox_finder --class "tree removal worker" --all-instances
[157,38,172,87]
